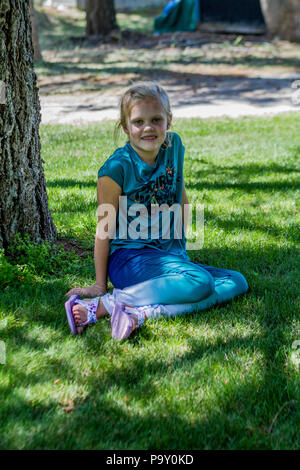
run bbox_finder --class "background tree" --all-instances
[0,0,56,250]
[77,0,86,10]
[260,0,300,42]
[86,0,118,37]
[30,0,43,61]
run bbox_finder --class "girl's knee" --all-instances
[185,272,215,302]
[232,271,248,295]
[207,275,216,296]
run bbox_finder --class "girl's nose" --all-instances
[144,122,154,131]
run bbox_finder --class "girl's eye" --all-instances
[135,120,143,125]
[153,118,161,123]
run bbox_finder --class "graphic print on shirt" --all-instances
[123,157,183,242]
[131,161,180,208]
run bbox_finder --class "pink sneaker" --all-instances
[64,294,80,335]
[111,302,135,341]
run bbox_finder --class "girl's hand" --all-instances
[65,283,107,298]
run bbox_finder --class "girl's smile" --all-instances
[124,98,172,165]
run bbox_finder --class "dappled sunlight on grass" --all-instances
[0,113,299,449]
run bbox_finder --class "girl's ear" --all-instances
[122,125,129,135]
[167,114,173,130]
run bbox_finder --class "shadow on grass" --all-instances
[187,180,299,192]
[158,55,300,70]
[0,241,299,448]
[1,310,298,449]
[37,61,299,110]
[47,179,97,189]
[38,61,104,77]
[204,209,299,244]
[185,149,300,193]
[186,161,300,176]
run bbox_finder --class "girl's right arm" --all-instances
[66,176,121,298]
[94,176,122,293]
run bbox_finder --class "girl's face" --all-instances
[123,98,171,163]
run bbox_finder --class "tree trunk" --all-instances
[260,0,300,42]
[86,0,118,37]
[77,0,86,11]
[30,1,43,62]
[0,0,56,250]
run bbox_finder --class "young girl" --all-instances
[65,82,248,339]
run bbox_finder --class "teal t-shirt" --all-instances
[98,132,186,256]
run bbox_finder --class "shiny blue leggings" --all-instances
[108,248,248,315]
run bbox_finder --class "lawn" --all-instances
[0,112,299,449]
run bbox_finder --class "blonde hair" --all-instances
[114,81,172,146]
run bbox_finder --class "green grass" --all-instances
[0,112,299,449]
[117,8,161,34]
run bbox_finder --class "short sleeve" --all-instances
[98,157,124,188]
[173,132,185,153]
[171,132,185,171]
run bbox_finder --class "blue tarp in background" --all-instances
[154,0,199,34]
[154,0,265,34]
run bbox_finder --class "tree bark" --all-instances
[86,0,118,37]
[0,0,56,250]
[260,0,300,42]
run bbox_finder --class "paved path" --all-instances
[40,73,300,124]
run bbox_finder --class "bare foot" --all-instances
[72,298,107,335]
